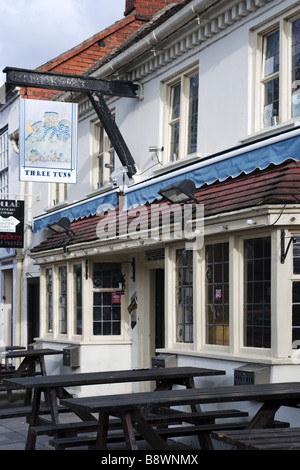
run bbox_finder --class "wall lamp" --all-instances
[158,179,199,204]
[48,217,75,252]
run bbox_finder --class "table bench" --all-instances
[61,382,299,450]
[4,366,226,450]
[212,427,300,450]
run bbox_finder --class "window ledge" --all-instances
[156,348,296,365]
[240,119,300,144]
[152,154,201,175]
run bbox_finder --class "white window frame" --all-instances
[251,8,300,133]
[162,66,199,163]
[91,117,115,190]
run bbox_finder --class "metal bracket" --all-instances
[281,229,296,264]
[88,92,137,178]
[4,67,139,98]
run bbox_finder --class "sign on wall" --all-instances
[19,98,78,183]
[0,200,24,248]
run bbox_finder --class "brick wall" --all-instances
[125,0,183,16]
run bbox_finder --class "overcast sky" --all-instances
[0,0,126,86]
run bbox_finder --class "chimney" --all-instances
[124,0,183,17]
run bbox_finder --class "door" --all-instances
[27,278,39,345]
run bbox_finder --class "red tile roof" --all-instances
[31,159,300,253]
[19,0,184,101]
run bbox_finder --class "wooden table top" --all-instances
[212,427,300,450]
[5,348,63,359]
[3,366,225,389]
[61,381,300,414]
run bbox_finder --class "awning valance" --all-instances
[33,126,300,233]
[33,190,118,233]
[124,127,300,208]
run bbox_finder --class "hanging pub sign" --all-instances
[19,98,78,183]
[0,200,24,248]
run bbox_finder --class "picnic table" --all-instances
[4,366,226,450]
[3,348,63,404]
[60,381,299,450]
[0,346,26,370]
[211,427,300,450]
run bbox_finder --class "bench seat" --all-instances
[30,408,249,437]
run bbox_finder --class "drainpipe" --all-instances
[91,0,220,78]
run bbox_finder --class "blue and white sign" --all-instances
[19,98,78,183]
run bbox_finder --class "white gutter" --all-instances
[91,0,220,79]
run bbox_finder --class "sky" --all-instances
[0,0,126,86]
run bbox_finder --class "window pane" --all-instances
[263,30,279,127]
[59,266,67,334]
[176,249,193,343]
[292,18,300,117]
[171,84,181,120]
[46,268,53,334]
[187,74,199,154]
[244,237,271,348]
[73,264,82,335]
[205,243,229,346]
[264,31,280,76]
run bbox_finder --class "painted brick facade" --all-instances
[20,0,183,100]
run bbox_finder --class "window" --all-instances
[205,243,229,346]
[292,237,300,346]
[46,268,53,334]
[73,264,82,335]
[255,14,300,129]
[0,126,8,196]
[262,30,280,127]
[166,70,199,161]
[244,237,271,348]
[59,266,67,334]
[92,263,122,335]
[175,249,193,343]
[292,18,300,117]
[92,120,115,189]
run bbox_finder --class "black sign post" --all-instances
[0,200,24,248]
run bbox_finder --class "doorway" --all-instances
[27,278,39,345]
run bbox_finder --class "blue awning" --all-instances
[33,127,300,232]
[33,190,118,233]
[125,128,300,208]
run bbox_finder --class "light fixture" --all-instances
[158,179,199,204]
[219,224,228,231]
[48,217,75,252]
[246,219,257,225]
[48,217,74,234]
[149,146,164,152]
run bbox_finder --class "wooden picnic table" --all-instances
[60,382,300,450]
[4,366,225,450]
[211,427,300,450]
[4,348,63,404]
